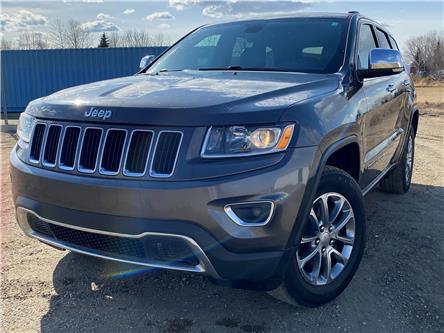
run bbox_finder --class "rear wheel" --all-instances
[269,166,366,307]
[380,129,415,194]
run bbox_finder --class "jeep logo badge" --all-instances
[84,107,112,120]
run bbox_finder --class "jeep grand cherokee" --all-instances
[10,12,418,306]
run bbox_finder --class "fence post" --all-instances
[0,58,8,125]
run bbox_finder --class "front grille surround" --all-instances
[27,121,184,179]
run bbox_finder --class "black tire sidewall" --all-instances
[284,168,366,306]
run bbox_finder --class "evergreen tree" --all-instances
[98,32,109,48]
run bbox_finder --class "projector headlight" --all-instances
[201,124,294,158]
[17,112,35,143]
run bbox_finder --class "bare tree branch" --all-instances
[404,30,444,77]
[65,19,93,48]
[47,18,66,49]
[17,31,49,50]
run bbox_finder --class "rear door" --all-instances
[358,22,406,186]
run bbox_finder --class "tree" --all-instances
[98,32,109,48]
[47,18,66,49]
[0,39,14,50]
[108,31,120,47]
[404,30,444,76]
[152,33,170,47]
[17,31,49,50]
[65,19,92,48]
[105,29,169,47]
[120,29,151,47]
[47,18,92,49]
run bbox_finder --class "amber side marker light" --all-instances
[276,124,295,150]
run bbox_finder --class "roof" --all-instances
[204,12,357,27]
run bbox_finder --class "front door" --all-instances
[357,23,405,187]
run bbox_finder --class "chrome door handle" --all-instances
[386,84,397,93]
[402,79,411,86]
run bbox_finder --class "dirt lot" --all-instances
[1,87,443,333]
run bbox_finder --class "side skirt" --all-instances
[362,163,396,196]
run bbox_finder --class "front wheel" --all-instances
[269,166,366,307]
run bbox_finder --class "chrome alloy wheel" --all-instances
[296,193,355,286]
[405,135,413,185]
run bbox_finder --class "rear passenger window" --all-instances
[388,35,399,50]
[357,24,377,69]
[375,28,391,49]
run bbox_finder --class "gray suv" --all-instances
[10,12,418,306]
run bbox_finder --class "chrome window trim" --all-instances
[149,130,183,178]
[77,127,104,174]
[16,207,221,279]
[224,200,275,227]
[58,125,82,171]
[42,124,63,168]
[98,128,128,176]
[28,122,47,164]
[122,129,155,177]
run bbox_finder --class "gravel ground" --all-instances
[1,88,443,333]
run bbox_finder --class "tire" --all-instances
[269,166,366,307]
[380,129,415,194]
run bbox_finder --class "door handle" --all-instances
[402,79,411,86]
[386,84,397,93]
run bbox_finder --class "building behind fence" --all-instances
[0,47,168,115]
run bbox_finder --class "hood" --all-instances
[30,71,340,126]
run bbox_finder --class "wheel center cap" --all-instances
[320,232,330,244]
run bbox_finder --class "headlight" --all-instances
[201,124,294,158]
[17,113,35,143]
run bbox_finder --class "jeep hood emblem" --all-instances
[84,107,112,120]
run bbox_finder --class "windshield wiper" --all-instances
[147,69,185,75]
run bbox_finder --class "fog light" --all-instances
[224,201,275,226]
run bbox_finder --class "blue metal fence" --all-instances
[0,47,167,114]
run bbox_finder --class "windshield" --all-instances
[148,18,349,74]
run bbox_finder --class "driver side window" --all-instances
[357,24,377,70]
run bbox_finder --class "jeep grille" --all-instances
[27,122,183,178]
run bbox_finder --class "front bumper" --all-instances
[10,146,318,281]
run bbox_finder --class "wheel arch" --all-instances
[284,136,360,250]
[325,142,360,183]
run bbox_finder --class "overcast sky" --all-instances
[1,1,442,48]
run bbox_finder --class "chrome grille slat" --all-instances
[28,123,183,179]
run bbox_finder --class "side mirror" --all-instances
[359,48,404,79]
[139,55,156,70]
